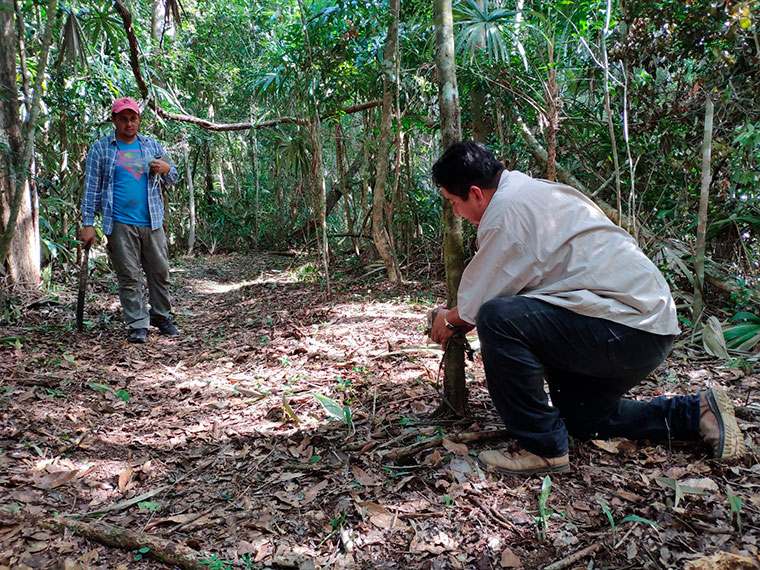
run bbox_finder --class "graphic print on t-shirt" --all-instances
[118,150,149,179]
[113,140,151,226]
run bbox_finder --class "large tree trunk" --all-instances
[693,95,714,325]
[434,0,467,417]
[0,0,54,287]
[372,0,401,282]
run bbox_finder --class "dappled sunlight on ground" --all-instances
[2,253,757,569]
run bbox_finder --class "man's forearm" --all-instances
[446,306,473,328]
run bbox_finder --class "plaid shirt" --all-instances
[81,131,178,234]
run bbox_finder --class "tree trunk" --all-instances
[693,95,714,325]
[0,0,55,286]
[544,42,560,182]
[151,0,165,43]
[308,119,330,294]
[204,143,214,204]
[434,0,467,417]
[251,129,260,239]
[184,145,196,255]
[601,0,623,226]
[470,0,487,143]
[372,0,401,283]
[336,121,359,257]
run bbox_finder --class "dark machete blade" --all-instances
[76,243,91,332]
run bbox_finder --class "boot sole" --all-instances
[705,387,745,459]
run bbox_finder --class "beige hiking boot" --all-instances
[700,387,745,459]
[477,448,570,475]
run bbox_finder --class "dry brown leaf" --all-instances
[302,479,328,505]
[680,478,719,493]
[684,551,760,570]
[357,501,405,530]
[144,513,200,530]
[118,465,133,493]
[442,438,468,456]
[500,547,522,568]
[351,465,380,487]
[424,449,443,467]
[254,540,275,562]
[591,439,637,454]
[34,469,79,489]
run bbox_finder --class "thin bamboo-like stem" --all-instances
[693,95,715,326]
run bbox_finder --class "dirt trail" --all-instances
[1,253,757,569]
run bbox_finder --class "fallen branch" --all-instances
[544,543,603,570]
[40,517,209,570]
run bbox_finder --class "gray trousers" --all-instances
[107,222,172,330]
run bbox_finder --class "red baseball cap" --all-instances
[111,97,140,115]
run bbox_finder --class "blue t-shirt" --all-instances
[113,140,151,226]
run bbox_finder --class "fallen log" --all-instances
[40,517,209,570]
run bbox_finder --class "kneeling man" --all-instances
[429,141,745,475]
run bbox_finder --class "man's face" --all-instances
[112,110,140,142]
[441,187,484,225]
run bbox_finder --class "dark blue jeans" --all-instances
[476,297,700,458]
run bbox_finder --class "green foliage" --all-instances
[534,475,553,541]
[313,392,354,435]
[727,487,743,534]
[723,312,760,352]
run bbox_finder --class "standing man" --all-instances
[81,97,180,344]
[429,141,745,475]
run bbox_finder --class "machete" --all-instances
[76,242,91,332]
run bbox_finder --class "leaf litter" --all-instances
[1,253,758,569]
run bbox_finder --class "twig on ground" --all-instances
[382,429,509,460]
[76,486,169,517]
[470,496,526,536]
[544,543,603,570]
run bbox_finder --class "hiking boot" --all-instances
[150,315,179,336]
[128,328,148,344]
[700,387,745,459]
[478,448,570,475]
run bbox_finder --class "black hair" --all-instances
[431,141,505,200]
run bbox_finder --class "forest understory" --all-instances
[1,252,758,570]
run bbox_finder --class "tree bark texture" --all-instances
[434,0,467,417]
[693,95,714,324]
[0,0,55,286]
[601,0,623,227]
[544,43,560,182]
[184,145,196,255]
[372,0,401,283]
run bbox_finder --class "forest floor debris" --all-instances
[1,253,758,569]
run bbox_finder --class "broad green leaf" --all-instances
[313,393,347,424]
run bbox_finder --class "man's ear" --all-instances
[469,185,485,201]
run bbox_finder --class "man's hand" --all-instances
[149,159,170,175]
[80,226,96,247]
[430,306,457,349]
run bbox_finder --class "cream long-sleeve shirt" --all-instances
[456,171,681,336]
